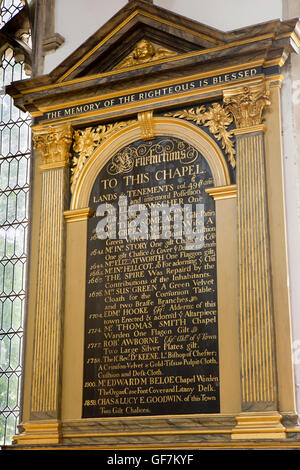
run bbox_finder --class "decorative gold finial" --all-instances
[223,82,271,129]
[33,124,73,169]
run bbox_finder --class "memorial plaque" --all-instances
[82,135,220,418]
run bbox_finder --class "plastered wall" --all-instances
[282,0,300,415]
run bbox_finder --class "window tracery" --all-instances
[0,0,31,446]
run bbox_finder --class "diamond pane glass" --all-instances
[0,0,25,28]
[0,0,31,445]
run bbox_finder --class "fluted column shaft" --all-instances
[30,124,72,419]
[235,129,276,410]
[224,83,277,411]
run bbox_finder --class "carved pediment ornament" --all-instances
[223,82,271,129]
[33,124,73,168]
[114,39,177,70]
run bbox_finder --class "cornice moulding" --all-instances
[5,4,300,117]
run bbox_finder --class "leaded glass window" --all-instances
[0,0,25,27]
[0,0,31,446]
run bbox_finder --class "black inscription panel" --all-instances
[82,136,220,418]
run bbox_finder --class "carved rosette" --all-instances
[223,82,271,129]
[33,123,73,169]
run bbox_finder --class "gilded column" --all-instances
[30,124,72,423]
[223,83,278,413]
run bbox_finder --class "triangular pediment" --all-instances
[49,0,223,82]
[6,0,300,117]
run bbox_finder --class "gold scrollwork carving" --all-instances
[71,120,136,193]
[107,138,198,176]
[107,147,135,176]
[223,82,271,129]
[165,103,236,168]
[33,123,73,169]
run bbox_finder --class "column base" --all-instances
[13,420,62,445]
[231,412,286,440]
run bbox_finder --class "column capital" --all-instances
[33,123,73,169]
[223,82,270,129]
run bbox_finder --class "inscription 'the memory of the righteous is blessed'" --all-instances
[43,67,260,121]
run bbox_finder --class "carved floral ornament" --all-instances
[165,103,236,168]
[71,120,136,193]
[166,82,271,168]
